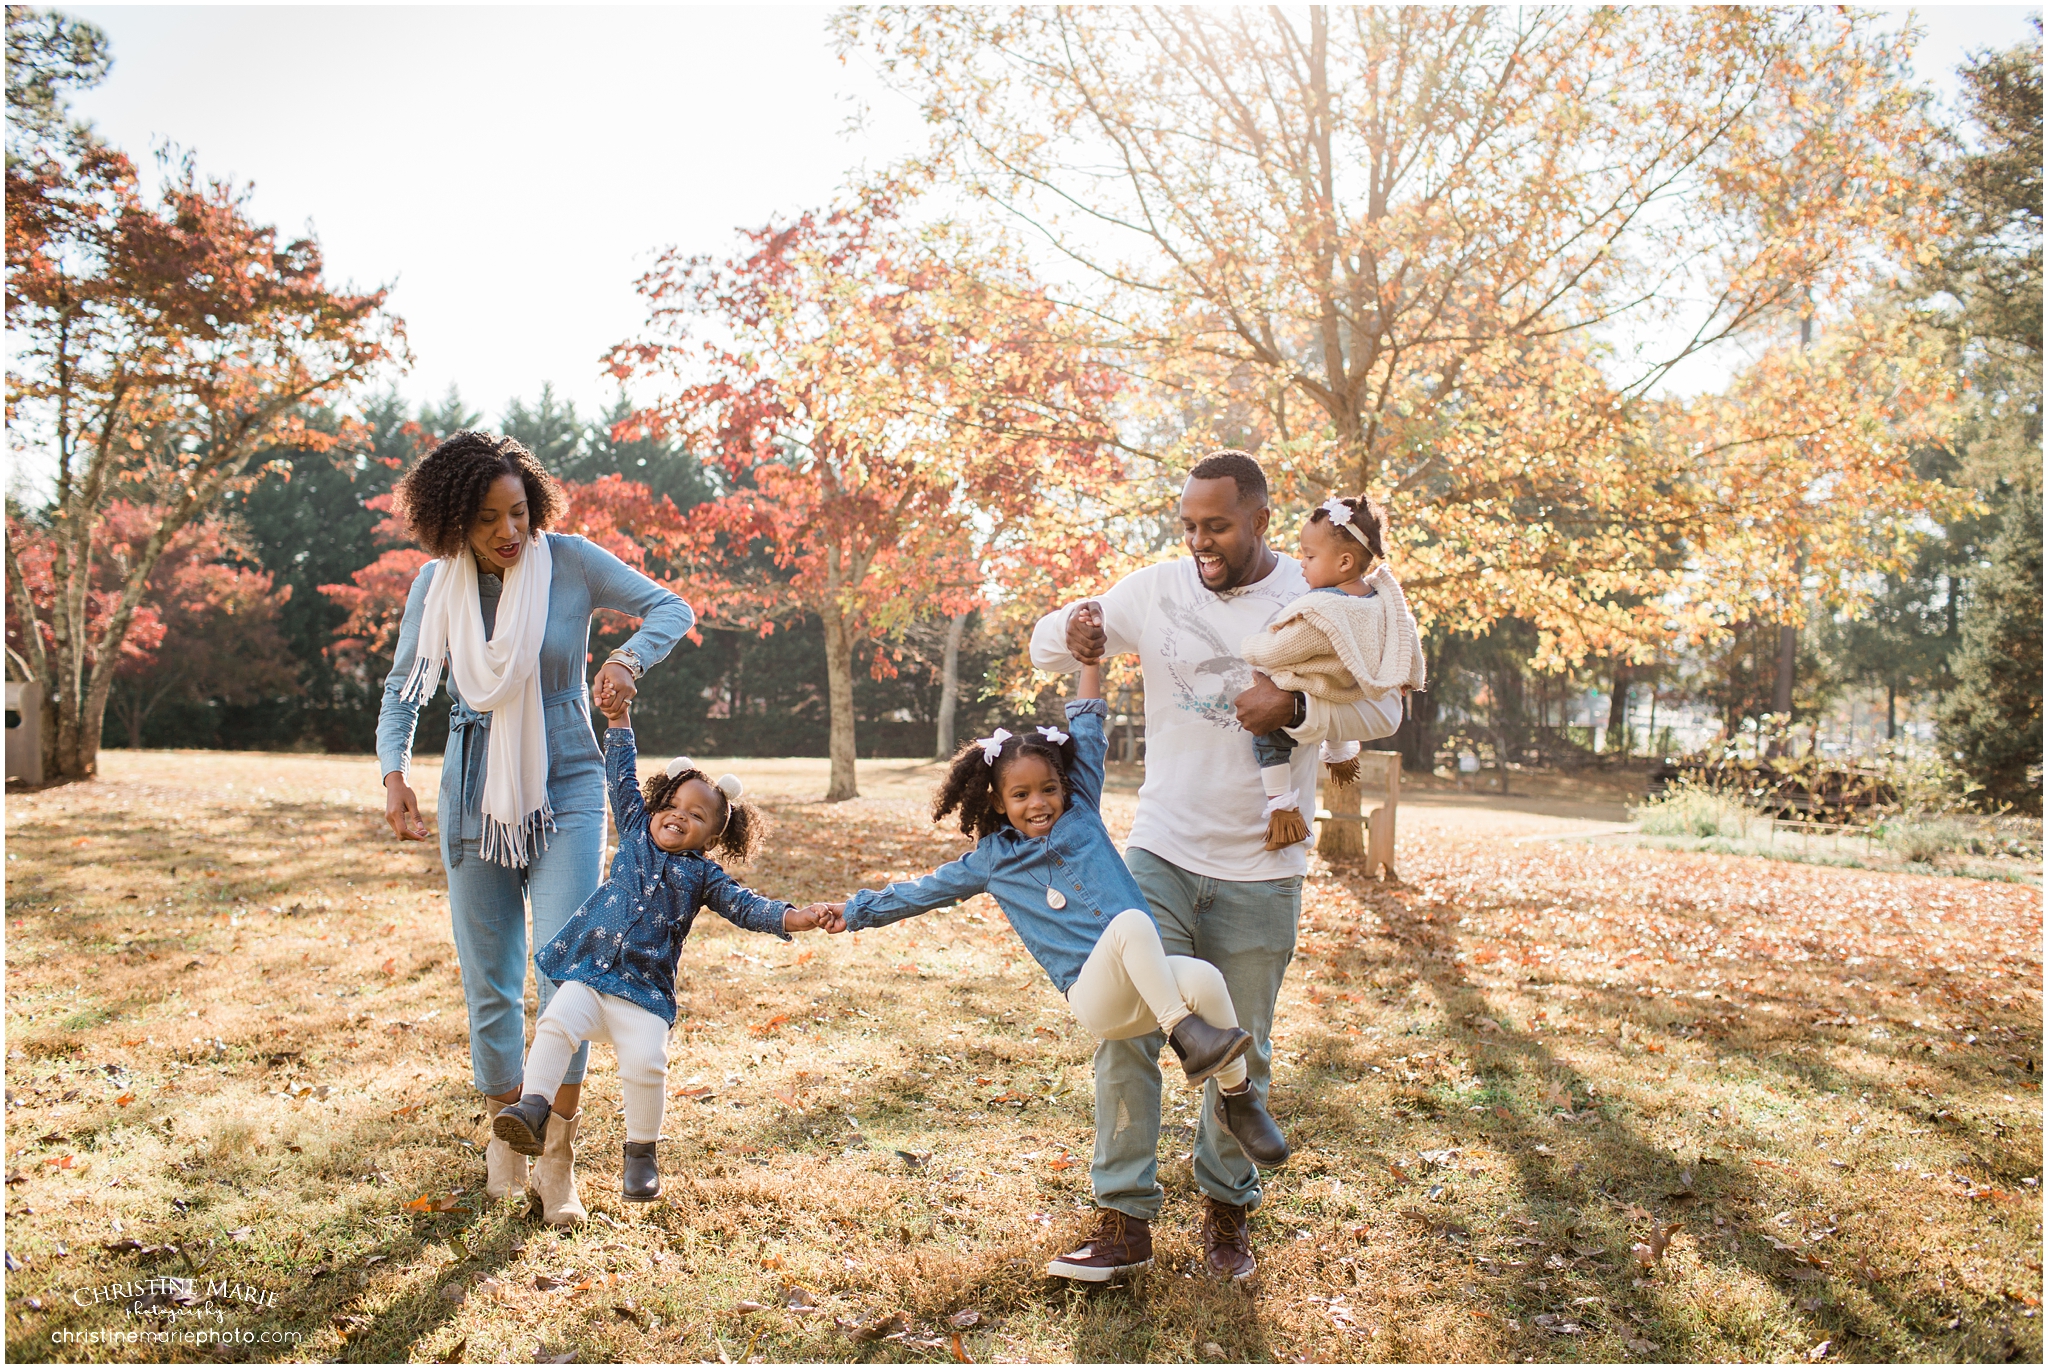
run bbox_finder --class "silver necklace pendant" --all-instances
[1045,886,1067,910]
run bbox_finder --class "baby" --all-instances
[491,676,831,1222]
[1239,495,1425,849]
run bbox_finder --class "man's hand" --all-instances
[384,773,429,842]
[1064,600,1106,666]
[1233,671,1299,735]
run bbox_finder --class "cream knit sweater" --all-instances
[1239,564,1426,702]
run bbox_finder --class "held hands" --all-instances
[784,902,846,934]
[1073,604,1105,699]
[592,672,632,726]
[1065,600,1106,666]
[594,662,637,722]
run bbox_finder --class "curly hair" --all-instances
[1308,493,1388,568]
[642,767,766,863]
[391,429,565,558]
[932,727,1079,841]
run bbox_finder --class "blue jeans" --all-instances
[1090,847,1301,1219]
[444,803,604,1096]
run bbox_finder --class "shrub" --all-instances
[1633,785,1756,839]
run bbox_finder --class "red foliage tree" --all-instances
[607,195,1122,799]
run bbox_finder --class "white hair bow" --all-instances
[664,756,694,779]
[975,728,1013,765]
[1037,725,1069,745]
[1320,497,1355,527]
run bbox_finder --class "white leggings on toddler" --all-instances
[1064,908,1248,1091]
[522,981,669,1143]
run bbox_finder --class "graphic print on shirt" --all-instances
[1157,583,1255,730]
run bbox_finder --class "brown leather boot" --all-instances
[481,1099,531,1200]
[1045,1208,1153,1282]
[1201,1195,1257,1282]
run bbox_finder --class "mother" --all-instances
[377,430,693,1226]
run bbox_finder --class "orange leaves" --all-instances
[751,1013,791,1036]
[403,1193,465,1214]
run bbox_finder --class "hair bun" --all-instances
[715,774,744,800]
[664,756,693,779]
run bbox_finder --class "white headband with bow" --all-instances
[1321,497,1375,552]
[1037,725,1069,745]
[974,728,1013,764]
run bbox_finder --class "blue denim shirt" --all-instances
[374,533,694,864]
[842,700,1151,994]
[534,728,793,1025]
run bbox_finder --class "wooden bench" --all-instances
[1315,749,1400,880]
[6,679,43,786]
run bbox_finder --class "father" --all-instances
[1029,450,1402,1283]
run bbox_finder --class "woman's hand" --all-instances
[592,675,632,727]
[595,661,638,710]
[385,773,429,841]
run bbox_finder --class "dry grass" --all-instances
[4,750,2040,1363]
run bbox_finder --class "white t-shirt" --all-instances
[1029,554,1404,883]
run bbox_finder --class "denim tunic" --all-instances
[841,700,1151,993]
[375,533,695,866]
[535,727,793,1025]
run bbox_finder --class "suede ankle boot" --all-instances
[482,1099,532,1199]
[526,1110,586,1227]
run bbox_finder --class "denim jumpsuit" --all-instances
[376,533,694,1096]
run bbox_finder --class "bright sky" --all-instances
[57,3,2046,432]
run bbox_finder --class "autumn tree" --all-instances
[608,195,1120,800]
[5,112,403,776]
[839,6,1957,666]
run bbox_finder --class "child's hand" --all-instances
[593,675,631,725]
[784,902,843,934]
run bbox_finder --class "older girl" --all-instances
[376,430,693,1224]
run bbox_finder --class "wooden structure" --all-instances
[1315,749,1401,879]
[6,680,44,786]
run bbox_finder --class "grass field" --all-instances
[4,750,2041,1363]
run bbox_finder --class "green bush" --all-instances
[1633,786,1757,839]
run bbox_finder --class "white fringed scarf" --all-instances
[399,532,555,867]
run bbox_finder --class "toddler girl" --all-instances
[493,678,829,1220]
[818,623,1288,1173]
[1239,495,1425,849]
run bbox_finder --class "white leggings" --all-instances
[522,981,669,1143]
[1064,908,1248,1090]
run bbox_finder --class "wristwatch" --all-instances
[1289,690,1308,729]
[604,647,645,680]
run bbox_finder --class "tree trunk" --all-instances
[1606,661,1632,759]
[1771,624,1796,718]
[822,597,859,802]
[1886,683,1897,741]
[934,610,968,761]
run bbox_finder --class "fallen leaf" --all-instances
[1807,1338,1833,1361]
[381,959,397,975]
[438,1338,467,1363]
[896,1150,930,1170]
[951,1332,973,1362]
[734,1300,768,1315]
[115,1093,134,1107]
[949,1309,981,1329]
[851,1311,909,1342]
[783,1284,819,1310]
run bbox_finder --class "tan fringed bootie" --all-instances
[482,1098,530,1200]
[527,1109,586,1227]
[1263,806,1310,851]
